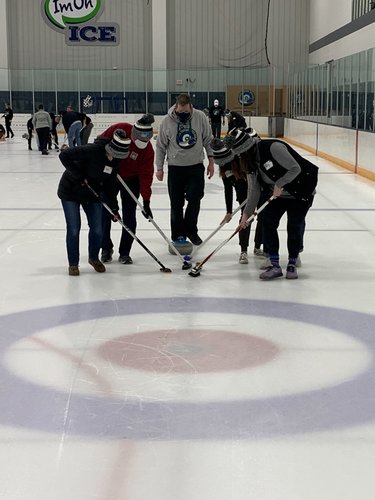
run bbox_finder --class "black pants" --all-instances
[234,179,251,252]
[5,119,14,137]
[211,122,222,138]
[101,176,140,257]
[36,127,50,152]
[27,127,33,149]
[167,164,205,241]
[262,196,313,260]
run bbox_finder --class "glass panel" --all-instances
[126,92,146,113]
[34,91,57,113]
[11,91,33,113]
[0,58,373,125]
[343,57,352,127]
[34,70,56,92]
[102,69,124,93]
[147,92,167,115]
[367,48,375,131]
[57,92,79,113]
[79,70,102,93]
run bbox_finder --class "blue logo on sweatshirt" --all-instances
[176,123,197,149]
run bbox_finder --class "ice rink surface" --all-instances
[1,134,375,499]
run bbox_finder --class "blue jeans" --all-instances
[61,200,102,266]
[68,121,82,147]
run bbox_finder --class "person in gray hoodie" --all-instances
[155,94,214,246]
[32,104,52,155]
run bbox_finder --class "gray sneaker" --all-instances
[296,255,302,267]
[259,256,271,269]
[253,247,264,257]
[286,265,298,279]
[259,265,283,280]
[239,251,248,264]
[101,248,113,263]
[119,256,133,265]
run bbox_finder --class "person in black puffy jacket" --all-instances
[234,130,318,281]
[57,129,131,276]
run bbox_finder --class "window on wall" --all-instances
[126,92,146,113]
[57,93,79,115]
[11,91,33,113]
[352,0,374,19]
[34,92,57,113]
[147,92,168,115]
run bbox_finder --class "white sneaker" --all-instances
[296,255,302,267]
[253,247,264,257]
[239,252,248,264]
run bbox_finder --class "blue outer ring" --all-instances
[0,297,374,440]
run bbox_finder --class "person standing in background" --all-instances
[2,103,14,138]
[26,114,34,150]
[33,104,52,155]
[208,99,225,138]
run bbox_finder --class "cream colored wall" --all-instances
[309,0,375,64]
[309,0,351,43]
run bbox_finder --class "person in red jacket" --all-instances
[100,114,155,264]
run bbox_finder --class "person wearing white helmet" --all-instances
[208,98,225,138]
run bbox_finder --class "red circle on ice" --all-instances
[98,329,280,373]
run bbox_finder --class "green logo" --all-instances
[43,0,102,30]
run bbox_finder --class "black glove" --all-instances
[142,200,153,219]
[111,210,121,222]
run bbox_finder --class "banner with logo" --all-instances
[41,0,120,46]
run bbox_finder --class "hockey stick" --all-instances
[190,198,248,258]
[116,174,192,270]
[85,182,172,273]
[188,196,275,277]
